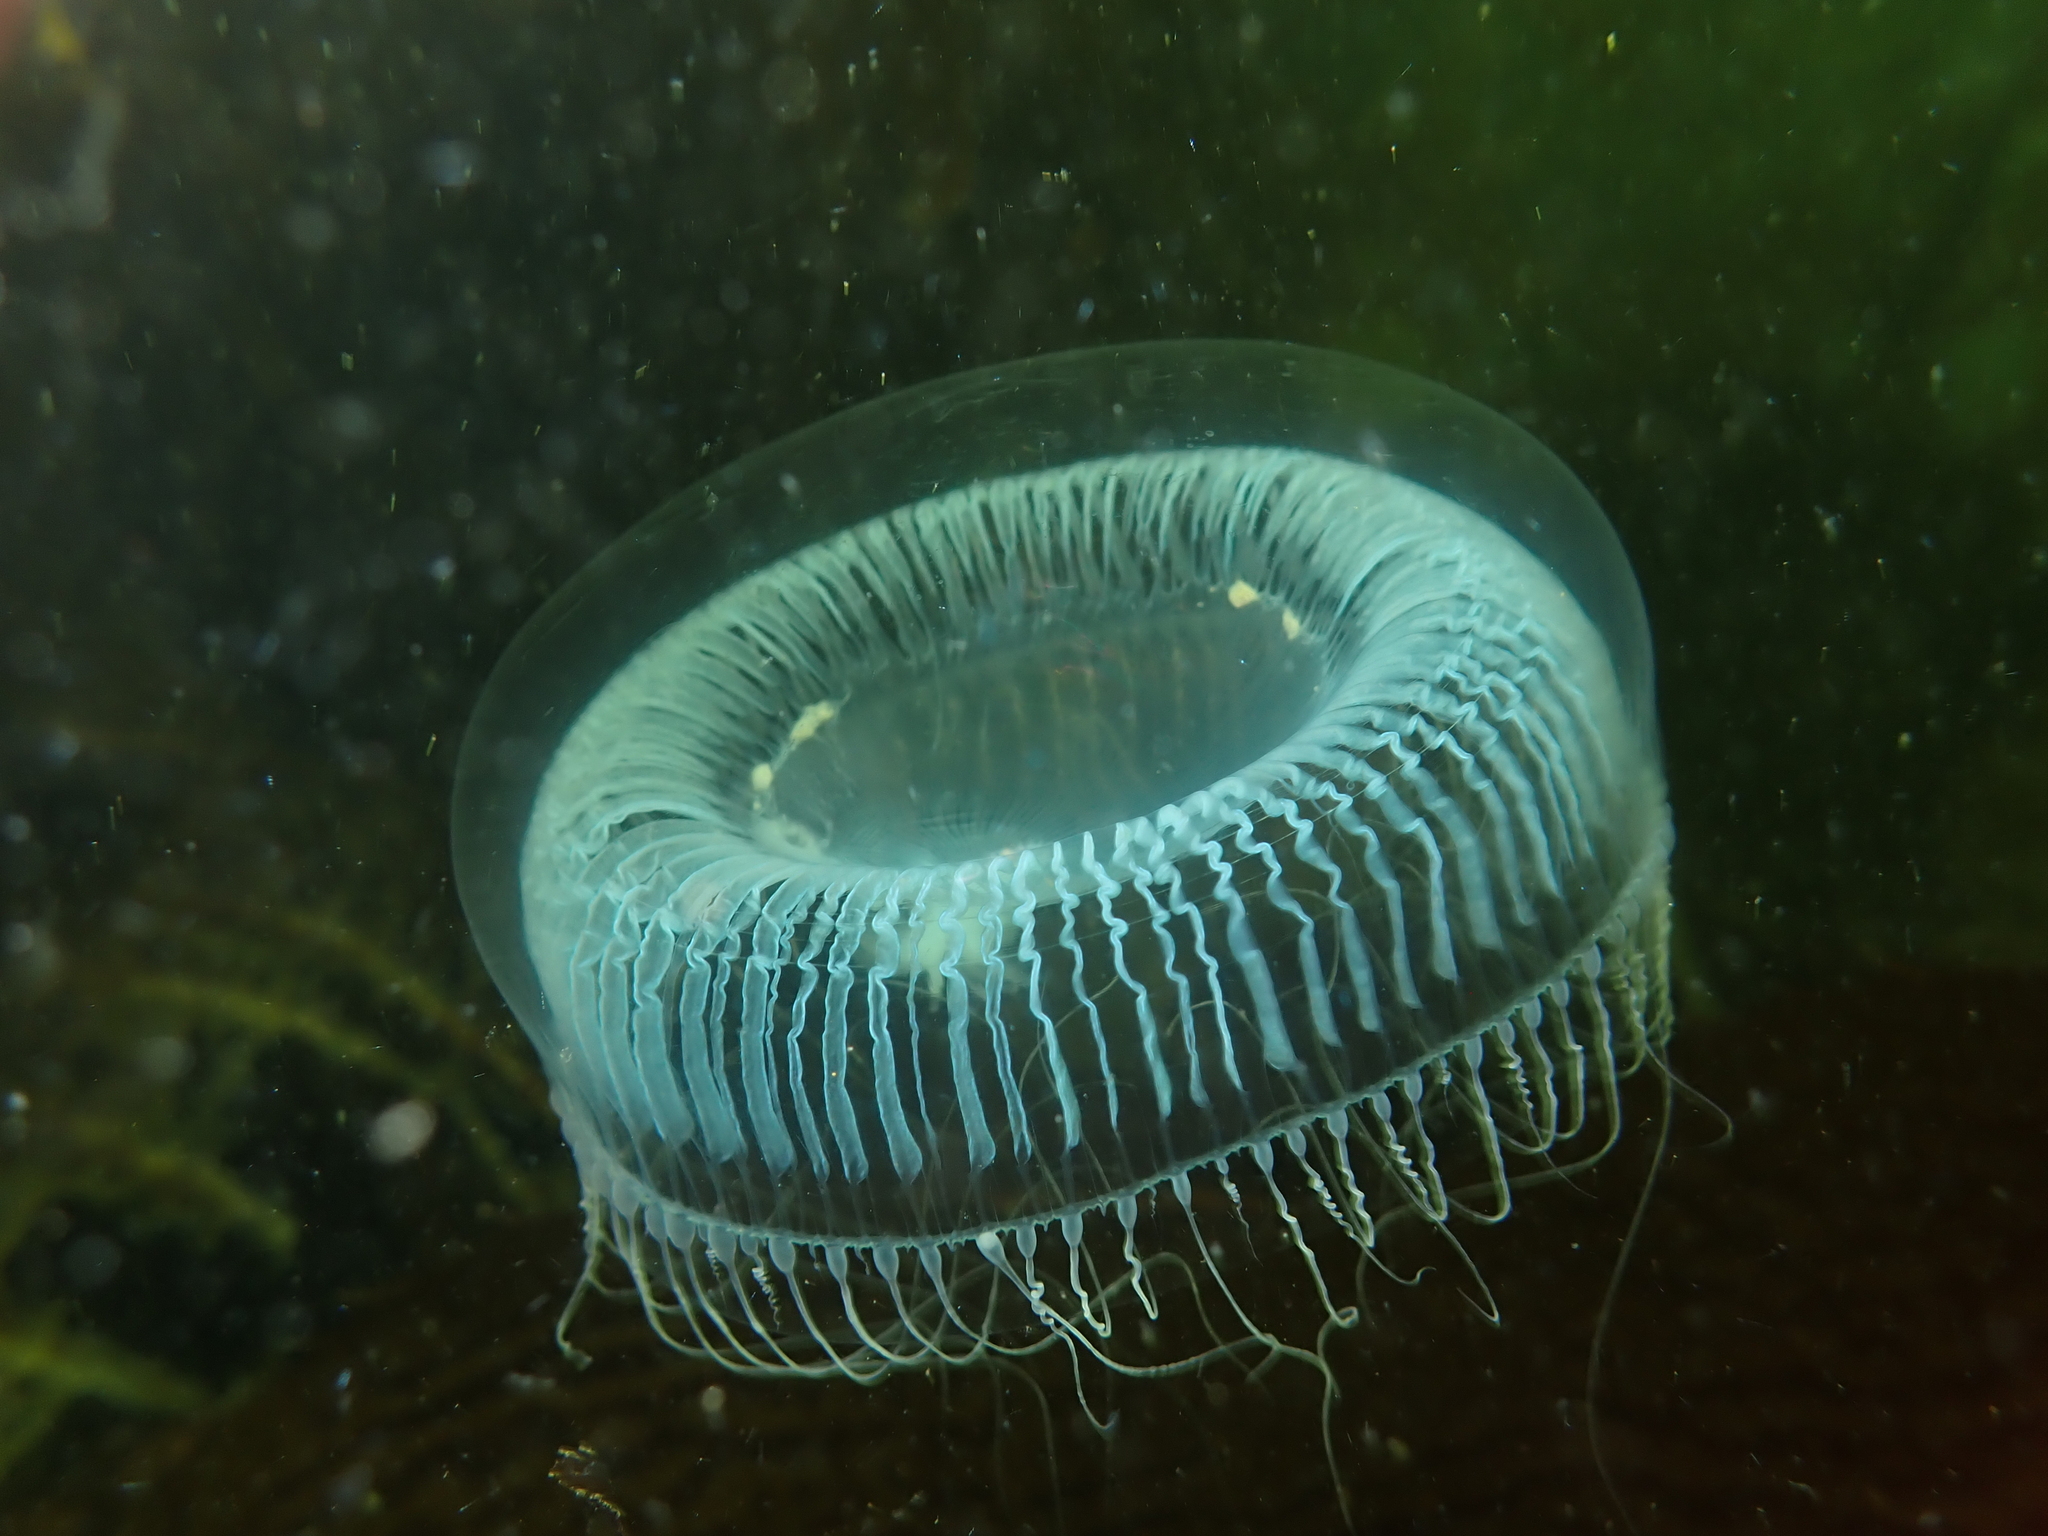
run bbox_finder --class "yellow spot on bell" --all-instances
[1226,579,1260,609]
[787,699,840,747]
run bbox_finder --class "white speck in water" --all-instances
[698,1383,729,1430]
[419,139,483,188]
[327,1462,376,1518]
[760,55,819,125]
[283,202,338,253]
[366,1099,438,1163]
[63,1233,123,1291]
[136,1035,194,1083]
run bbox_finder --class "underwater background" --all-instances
[0,0,2042,1531]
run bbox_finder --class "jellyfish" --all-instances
[451,340,1671,1395]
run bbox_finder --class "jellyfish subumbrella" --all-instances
[452,340,1671,1389]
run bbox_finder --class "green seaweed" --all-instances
[0,893,572,1488]
[0,600,573,1487]
[0,1314,208,1488]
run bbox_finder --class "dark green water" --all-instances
[0,2,2042,1532]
